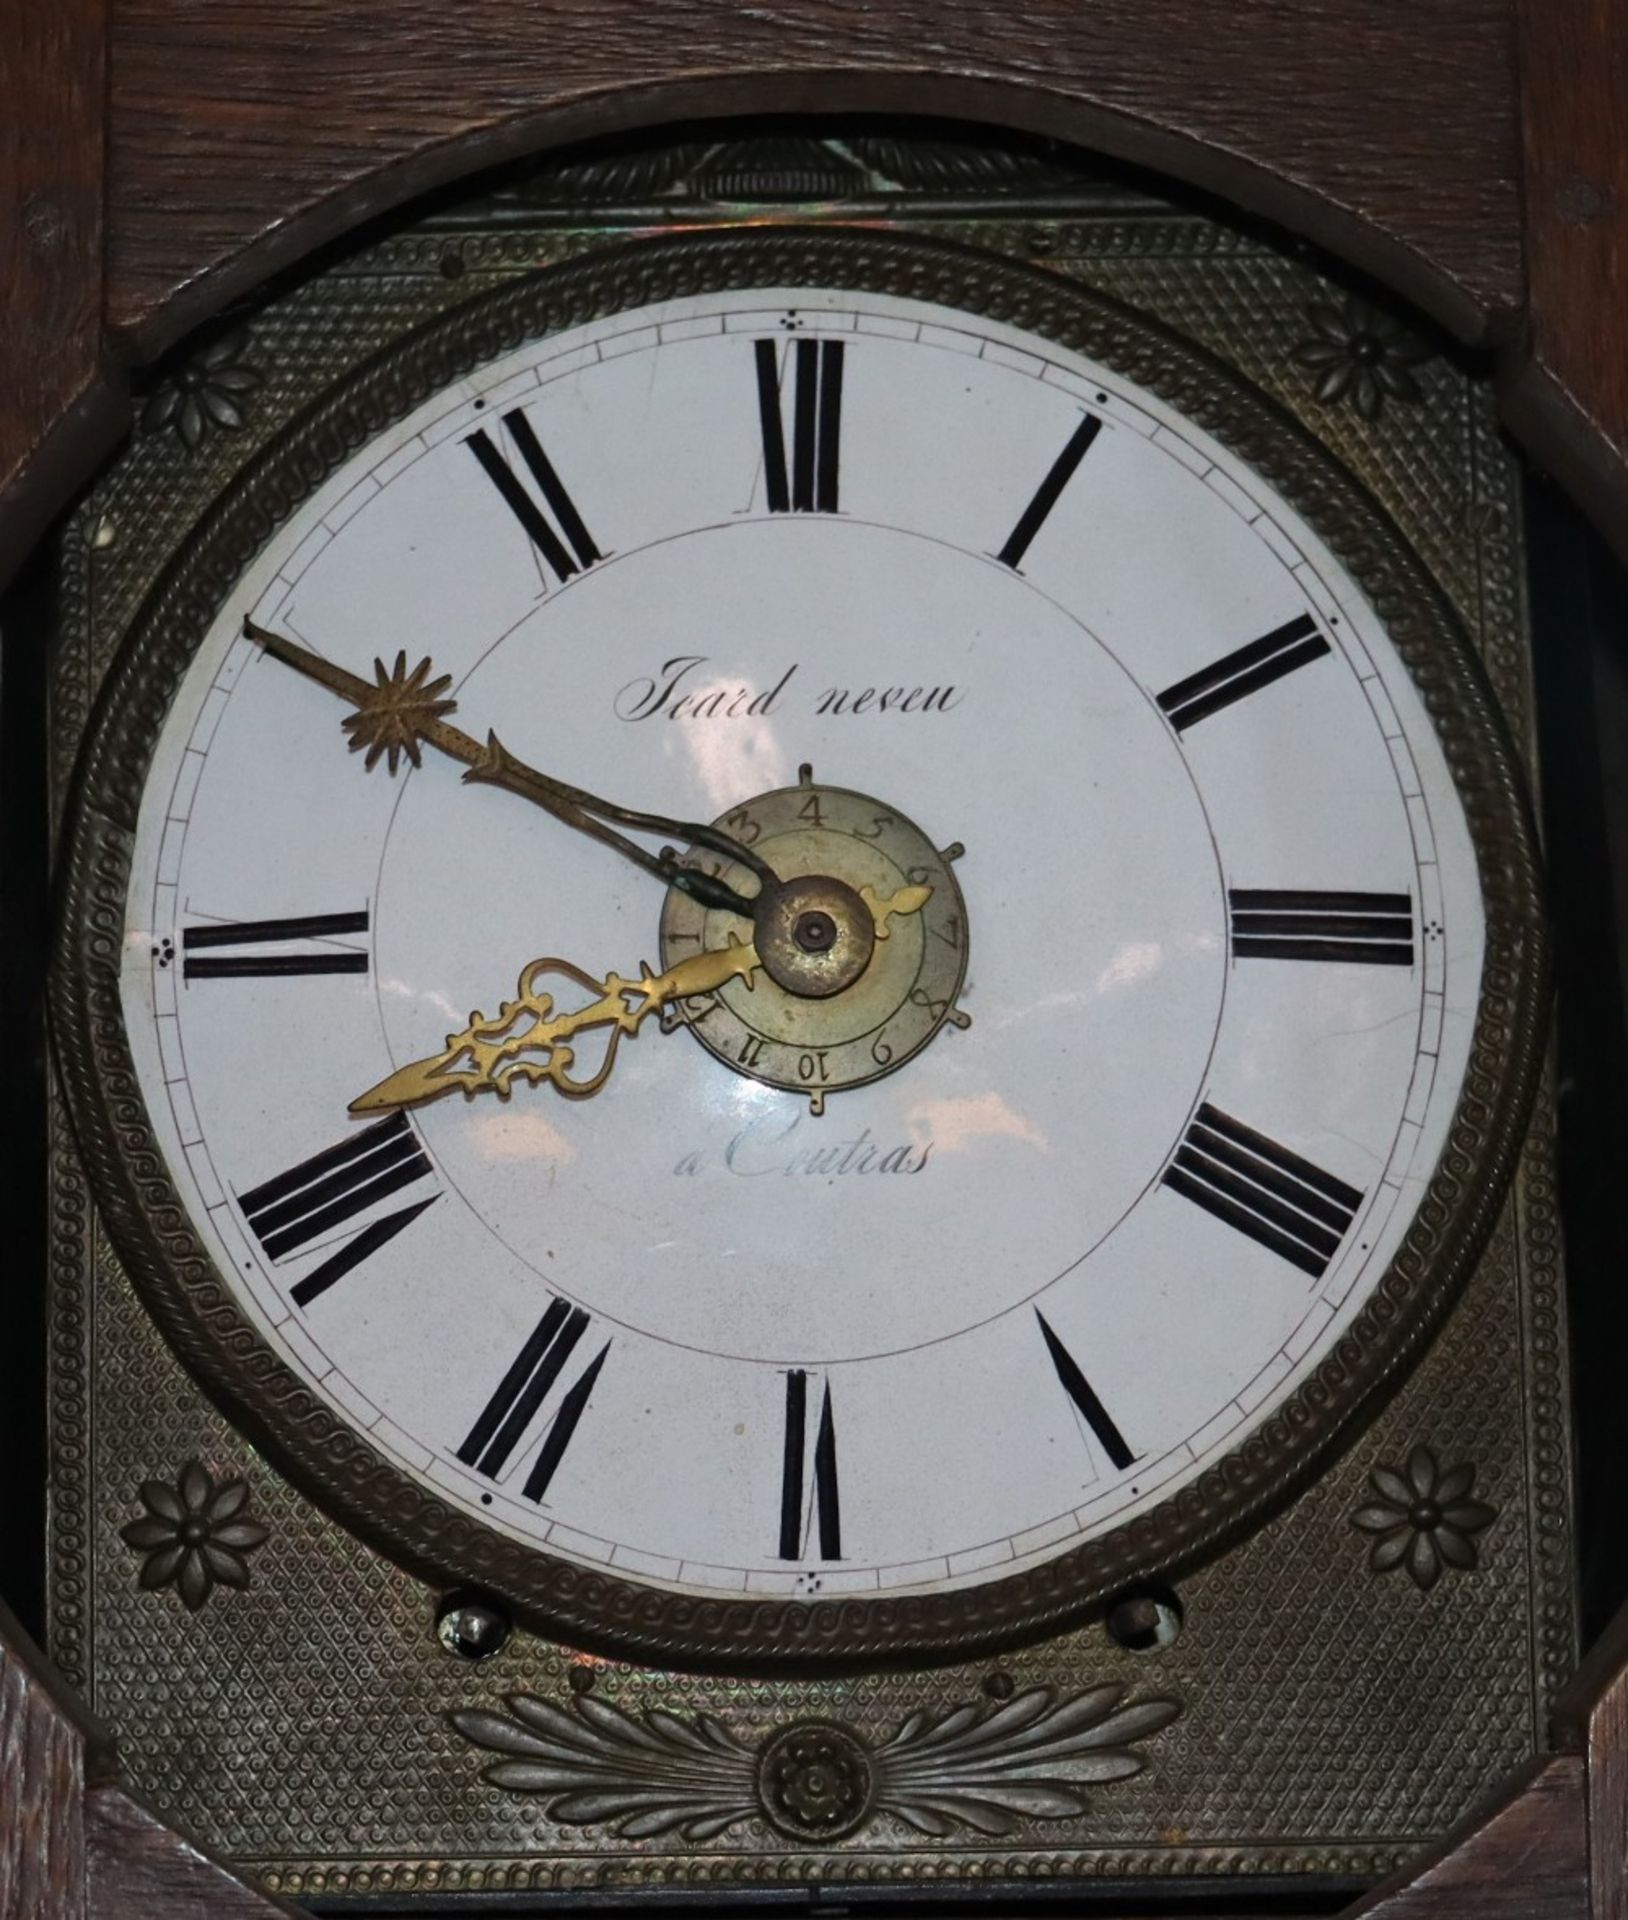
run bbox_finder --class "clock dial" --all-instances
[57,233,1544,1663]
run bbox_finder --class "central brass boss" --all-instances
[755,873,876,998]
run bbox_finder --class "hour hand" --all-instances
[349,939,760,1114]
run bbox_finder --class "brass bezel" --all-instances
[50,228,1549,1670]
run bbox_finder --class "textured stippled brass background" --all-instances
[45,134,1574,1900]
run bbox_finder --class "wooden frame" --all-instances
[2,2,1623,1912]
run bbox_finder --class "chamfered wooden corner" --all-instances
[1498,0,1628,575]
[0,1598,298,1919]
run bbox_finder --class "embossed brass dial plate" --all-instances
[44,134,1573,1898]
[50,224,1547,1670]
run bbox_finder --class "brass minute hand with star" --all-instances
[349,880,933,1114]
[245,619,774,917]
[247,619,945,1114]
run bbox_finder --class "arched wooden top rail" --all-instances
[4,0,1626,580]
[104,1,1524,359]
[3,0,1626,1911]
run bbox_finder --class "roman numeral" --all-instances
[1162,1103,1364,1280]
[288,1197,437,1307]
[1229,890,1415,966]
[1035,1311,1135,1471]
[457,1298,609,1502]
[239,1112,434,1263]
[755,338,843,513]
[996,413,1103,569]
[183,909,369,980]
[466,409,601,582]
[778,1371,841,1560]
[1156,613,1331,731]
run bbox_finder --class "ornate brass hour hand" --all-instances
[245,620,773,917]
[350,939,762,1114]
[350,882,934,1115]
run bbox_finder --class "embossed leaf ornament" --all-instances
[872,1683,1180,1837]
[451,1684,1179,1842]
[451,1694,759,1841]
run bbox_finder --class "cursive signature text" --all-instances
[672,1108,932,1178]
[615,655,963,723]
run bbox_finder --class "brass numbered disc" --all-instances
[659,776,969,1107]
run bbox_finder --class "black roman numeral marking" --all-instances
[778,1371,841,1560]
[183,909,369,980]
[996,413,1103,569]
[467,409,601,583]
[755,338,843,513]
[1035,1311,1135,1471]
[1229,890,1415,966]
[1162,1103,1364,1280]
[289,1197,437,1307]
[240,1112,434,1262]
[1156,613,1331,731]
[457,1298,609,1502]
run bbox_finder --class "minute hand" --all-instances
[244,620,773,916]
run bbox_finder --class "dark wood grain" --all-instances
[1502,0,1628,566]
[84,1789,298,1919]
[1342,1755,1588,1920]
[0,1607,293,1917]
[0,1632,83,1919]
[106,0,1522,360]
[1587,1676,1628,1920]
[1553,1604,1628,1920]
[0,0,126,591]
[0,1599,109,1920]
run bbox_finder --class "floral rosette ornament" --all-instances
[141,329,264,448]
[1351,1445,1496,1591]
[120,1460,270,1611]
[1291,295,1431,420]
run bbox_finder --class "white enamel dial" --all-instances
[117,278,1485,1606]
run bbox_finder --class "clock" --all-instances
[52,222,1545,1674]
